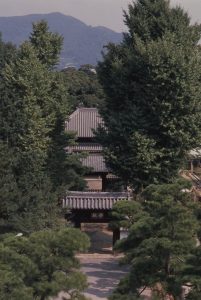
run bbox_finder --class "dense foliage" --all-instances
[1,4,201,300]
[30,19,63,69]
[0,21,86,233]
[0,21,90,300]
[111,181,198,300]
[0,228,90,300]
[97,0,201,190]
[182,246,201,300]
[0,33,16,69]
[62,64,105,109]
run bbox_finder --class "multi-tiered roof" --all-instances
[64,107,128,211]
[65,107,108,173]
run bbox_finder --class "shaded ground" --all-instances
[55,225,151,299]
[79,254,152,300]
[56,254,129,300]
[80,254,129,300]
[82,223,113,254]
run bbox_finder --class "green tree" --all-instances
[0,34,85,232]
[62,65,105,109]
[29,21,87,193]
[97,0,201,190]
[0,33,16,69]
[45,71,86,193]
[0,228,90,300]
[182,246,201,300]
[0,142,21,233]
[0,42,61,233]
[111,181,198,300]
[30,20,63,68]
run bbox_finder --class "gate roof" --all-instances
[63,191,128,210]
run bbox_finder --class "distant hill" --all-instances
[0,13,122,68]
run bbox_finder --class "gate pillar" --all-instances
[112,228,120,246]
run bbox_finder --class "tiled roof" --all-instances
[63,191,128,210]
[82,154,108,173]
[65,108,109,173]
[65,108,104,138]
[66,143,103,153]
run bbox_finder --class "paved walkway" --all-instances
[55,227,151,299]
[79,255,151,300]
[80,254,129,300]
[56,254,128,300]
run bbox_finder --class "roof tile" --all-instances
[63,191,128,210]
[65,108,104,138]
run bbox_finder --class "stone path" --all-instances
[79,254,129,300]
[56,254,128,300]
[55,226,153,300]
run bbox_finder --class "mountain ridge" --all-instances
[0,13,122,68]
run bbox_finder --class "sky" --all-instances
[0,0,200,32]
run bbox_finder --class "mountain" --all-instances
[0,12,122,68]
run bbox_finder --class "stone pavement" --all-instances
[55,253,153,300]
[55,226,151,300]
[79,254,129,300]
[56,253,129,300]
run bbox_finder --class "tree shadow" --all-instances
[82,258,129,299]
[82,224,113,254]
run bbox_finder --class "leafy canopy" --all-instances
[0,22,86,233]
[97,0,201,190]
[0,228,90,300]
[30,20,63,68]
[62,65,105,109]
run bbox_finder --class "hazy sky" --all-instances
[0,0,200,32]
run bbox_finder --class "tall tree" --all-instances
[97,0,201,190]
[0,33,16,69]
[111,181,198,300]
[29,21,86,192]
[30,20,63,69]
[0,42,60,232]
[0,27,85,232]
[45,70,86,194]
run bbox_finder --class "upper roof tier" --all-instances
[65,107,104,138]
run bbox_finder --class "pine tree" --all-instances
[0,33,16,69]
[0,228,90,300]
[111,181,198,300]
[182,246,201,300]
[97,0,201,190]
